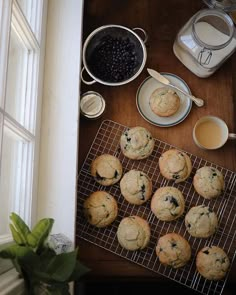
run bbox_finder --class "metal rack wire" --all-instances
[76,120,236,295]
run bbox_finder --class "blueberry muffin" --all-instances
[120,126,155,160]
[196,246,230,280]
[156,233,191,268]
[185,205,218,238]
[83,191,118,227]
[149,87,180,117]
[117,216,151,251]
[91,154,123,186]
[120,170,152,205]
[159,149,192,183]
[151,186,185,221]
[193,166,225,199]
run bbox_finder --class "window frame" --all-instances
[0,0,48,289]
[0,0,11,108]
[0,0,47,255]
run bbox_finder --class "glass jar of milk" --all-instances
[173,9,236,78]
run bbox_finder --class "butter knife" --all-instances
[147,68,204,107]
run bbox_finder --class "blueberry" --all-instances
[203,250,209,254]
[114,170,119,178]
[88,35,138,82]
[169,196,179,207]
[96,172,105,181]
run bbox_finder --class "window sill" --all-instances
[0,269,24,295]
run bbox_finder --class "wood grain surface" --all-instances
[76,1,236,294]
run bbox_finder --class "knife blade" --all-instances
[147,68,170,85]
[147,68,204,107]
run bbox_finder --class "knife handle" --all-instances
[171,85,204,107]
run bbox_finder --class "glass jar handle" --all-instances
[198,47,212,65]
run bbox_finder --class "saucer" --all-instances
[136,73,192,127]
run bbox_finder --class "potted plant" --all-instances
[0,213,89,294]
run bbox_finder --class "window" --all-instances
[0,0,45,249]
[0,2,83,290]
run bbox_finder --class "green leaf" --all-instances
[0,245,31,260]
[68,260,90,282]
[9,224,24,245]
[18,250,55,286]
[45,249,78,282]
[39,247,57,269]
[31,270,55,284]
[26,233,38,248]
[29,248,70,285]
[10,213,30,244]
[18,248,41,269]
[29,249,58,284]
[27,218,54,250]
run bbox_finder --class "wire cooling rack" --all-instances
[76,120,236,295]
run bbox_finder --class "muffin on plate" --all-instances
[149,87,180,117]
[196,246,230,280]
[91,154,123,186]
[159,149,192,183]
[117,216,150,251]
[156,232,191,268]
[151,186,185,221]
[185,205,218,238]
[120,170,152,205]
[83,191,118,227]
[120,126,155,160]
[193,166,224,199]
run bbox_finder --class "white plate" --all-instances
[136,73,192,127]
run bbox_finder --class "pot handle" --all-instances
[132,27,148,44]
[81,67,96,85]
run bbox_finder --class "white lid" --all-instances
[80,91,105,119]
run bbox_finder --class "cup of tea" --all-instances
[193,116,236,150]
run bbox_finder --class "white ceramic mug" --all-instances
[193,116,236,150]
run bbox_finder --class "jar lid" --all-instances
[203,0,236,11]
[192,8,235,50]
[80,91,105,119]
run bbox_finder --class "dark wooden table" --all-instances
[76,1,236,294]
